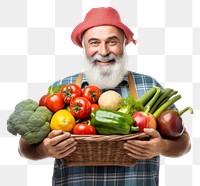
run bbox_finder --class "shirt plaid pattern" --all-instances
[52,71,162,186]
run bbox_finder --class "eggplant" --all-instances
[157,107,193,139]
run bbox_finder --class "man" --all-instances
[19,7,191,186]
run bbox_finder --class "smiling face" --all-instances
[82,25,128,89]
[83,25,124,63]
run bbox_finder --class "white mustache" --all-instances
[90,53,118,63]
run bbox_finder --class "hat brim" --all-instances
[71,19,134,48]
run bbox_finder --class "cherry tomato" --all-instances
[46,92,65,112]
[61,83,82,104]
[82,85,101,103]
[73,123,96,135]
[91,104,100,112]
[70,97,91,119]
[39,94,49,106]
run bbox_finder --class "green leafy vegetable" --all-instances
[48,84,65,95]
[118,94,144,115]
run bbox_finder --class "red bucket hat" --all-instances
[71,7,136,48]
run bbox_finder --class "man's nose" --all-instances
[98,43,109,56]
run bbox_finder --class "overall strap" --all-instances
[75,73,83,86]
[128,71,138,100]
[75,71,138,100]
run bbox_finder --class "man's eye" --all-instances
[108,40,117,45]
[90,41,100,46]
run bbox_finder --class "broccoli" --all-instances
[7,99,53,144]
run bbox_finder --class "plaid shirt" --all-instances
[52,71,162,186]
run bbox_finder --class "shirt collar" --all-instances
[81,72,129,89]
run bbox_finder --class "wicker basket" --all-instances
[61,133,149,166]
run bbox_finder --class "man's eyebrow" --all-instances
[107,36,119,41]
[88,38,99,43]
[88,36,120,43]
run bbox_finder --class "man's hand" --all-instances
[42,130,77,159]
[123,128,165,159]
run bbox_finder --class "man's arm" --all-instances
[123,129,191,159]
[19,137,49,160]
[19,130,77,160]
[160,130,191,157]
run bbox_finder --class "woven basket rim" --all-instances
[71,132,149,141]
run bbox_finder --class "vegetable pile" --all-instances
[7,84,193,145]
[91,86,193,139]
[7,84,101,144]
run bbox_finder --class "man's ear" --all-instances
[81,35,85,48]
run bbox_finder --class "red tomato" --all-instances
[82,85,101,103]
[70,97,91,119]
[61,84,82,104]
[73,123,96,135]
[46,92,65,112]
[91,104,100,112]
[39,94,49,106]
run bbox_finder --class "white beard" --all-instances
[82,50,128,89]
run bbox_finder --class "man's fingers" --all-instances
[51,140,77,158]
[47,130,70,139]
[143,128,160,138]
